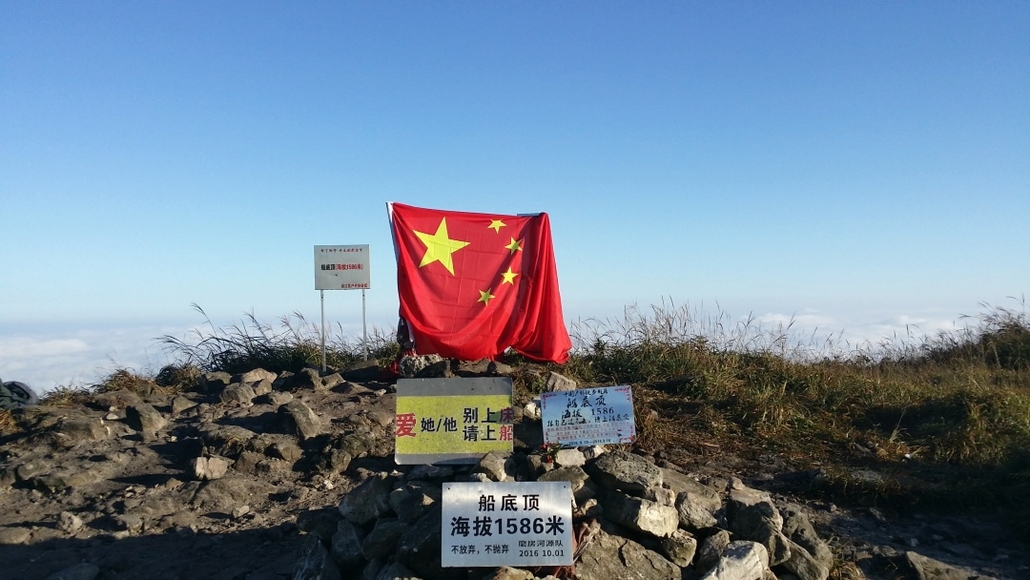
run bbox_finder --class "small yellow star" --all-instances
[488,219,506,233]
[504,237,523,255]
[414,218,470,275]
[501,267,518,285]
[478,288,495,305]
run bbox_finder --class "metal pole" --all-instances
[362,289,368,360]
[320,289,326,372]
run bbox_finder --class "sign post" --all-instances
[313,245,371,371]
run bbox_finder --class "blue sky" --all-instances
[2,2,1028,391]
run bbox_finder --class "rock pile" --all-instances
[0,362,1020,580]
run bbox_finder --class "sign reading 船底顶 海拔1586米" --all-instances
[394,377,513,465]
[441,481,573,568]
[314,245,370,290]
[541,385,636,447]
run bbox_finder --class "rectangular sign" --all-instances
[314,245,370,290]
[441,481,573,568]
[541,385,636,447]
[395,378,513,465]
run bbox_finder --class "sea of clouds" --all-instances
[0,308,973,395]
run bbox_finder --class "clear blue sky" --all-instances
[2,2,1028,390]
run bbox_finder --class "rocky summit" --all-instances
[1,361,1026,580]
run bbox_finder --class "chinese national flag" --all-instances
[388,202,572,364]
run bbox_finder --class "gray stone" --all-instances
[538,466,595,503]
[726,488,790,566]
[602,491,680,538]
[125,403,169,434]
[361,517,409,559]
[372,561,420,580]
[57,511,83,534]
[330,519,366,569]
[904,551,993,580]
[780,505,833,580]
[191,456,229,480]
[543,371,577,391]
[472,450,515,482]
[200,371,233,393]
[483,566,535,580]
[575,529,681,580]
[53,416,110,445]
[389,480,441,523]
[220,383,257,406]
[295,367,325,390]
[398,354,445,378]
[697,529,733,574]
[587,449,663,494]
[0,526,31,544]
[338,472,396,525]
[297,508,343,545]
[294,533,341,580]
[661,528,699,567]
[676,489,721,531]
[239,368,277,384]
[699,541,770,580]
[554,448,586,467]
[280,400,324,440]
[322,373,345,391]
[171,396,196,414]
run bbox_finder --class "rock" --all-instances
[294,534,341,580]
[341,360,382,382]
[125,403,169,434]
[220,383,257,406]
[697,529,733,574]
[587,449,663,494]
[483,566,535,580]
[361,517,409,559]
[700,541,771,580]
[239,368,277,384]
[280,400,324,440]
[661,528,699,567]
[602,491,680,538]
[538,466,595,503]
[472,450,515,482]
[389,480,441,523]
[171,396,196,414]
[190,456,229,480]
[199,371,232,394]
[398,354,446,378]
[726,488,790,566]
[780,505,833,580]
[56,511,83,534]
[575,529,681,580]
[0,526,31,544]
[53,416,110,445]
[553,448,586,467]
[904,551,995,580]
[338,472,396,525]
[543,371,577,392]
[330,519,367,569]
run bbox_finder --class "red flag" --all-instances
[388,202,571,364]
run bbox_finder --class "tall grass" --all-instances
[159,304,399,375]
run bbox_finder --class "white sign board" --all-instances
[441,482,573,568]
[314,245,370,290]
[541,385,636,447]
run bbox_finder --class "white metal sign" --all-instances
[541,385,636,447]
[441,482,573,568]
[314,245,370,290]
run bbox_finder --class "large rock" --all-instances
[294,534,341,580]
[125,403,169,435]
[280,400,324,440]
[699,541,770,580]
[575,529,681,580]
[587,450,663,494]
[602,492,680,538]
[726,488,790,566]
[338,472,397,525]
[780,504,833,580]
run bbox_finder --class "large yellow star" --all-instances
[414,218,469,275]
[488,219,506,233]
[505,237,523,255]
[478,288,495,305]
[501,267,518,285]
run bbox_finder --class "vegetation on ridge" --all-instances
[28,297,1030,539]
